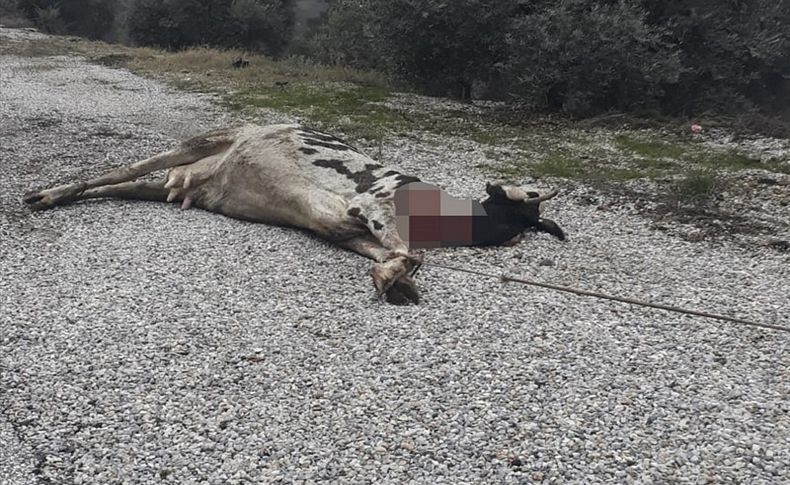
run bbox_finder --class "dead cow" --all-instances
[23,124,565,304]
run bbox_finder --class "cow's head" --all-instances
[483,182,566,241]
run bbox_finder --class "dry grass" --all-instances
[3,31,786,190]
[124,47,386,87]
[0,34,385,93]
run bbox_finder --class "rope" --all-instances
[423,261,790,333]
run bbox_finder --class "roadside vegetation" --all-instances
[1,1,788,242]
[2,1,788,122]
[2,32,787,182]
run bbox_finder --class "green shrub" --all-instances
[316,0,514,99]
[127,0,293,54]
[672,170,720,202]
[641,0,790,115]
[18,0,115,39]
[506,0,681,115]
[32,4,64,34]
[226,0,294,55]
[310,0,378,70]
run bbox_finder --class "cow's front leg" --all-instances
[347,195,414,255]
[338,235,420,305]
[346,196,423,304]
[369,252,423,305]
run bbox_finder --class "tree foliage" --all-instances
[310,0,378,69]
[371,0,514,99]
[506,0,681,114]
[6,0,789,117]
[641,0,790,114]
[17,0,115,39]
[315,0,789,116]
[226,0,294,53]
[316,0,514,99]
[110,0,294,55]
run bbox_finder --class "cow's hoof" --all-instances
[23,189,63,211]
[383,274,420,305]
[23,184,85,211]
[372,256,421,305]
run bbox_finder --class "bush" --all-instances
[311,0,787,120]
[641,0,790,115]
[127,0,293,55]
[127,0,179,48]
[316,0,514,99]
[506,0,681,115]
[33,4,64,34]
[373,0,515,99]
[17,0,115,39]
[226,0,294,55]
[0,0,19,14]
[6,0,787,121]
[310,0,378,70]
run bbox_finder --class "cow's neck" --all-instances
[472,200,525,246]
[394,184,524,248]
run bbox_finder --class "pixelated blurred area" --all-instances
[395,182,486,248]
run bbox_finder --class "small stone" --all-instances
[681,229,706,242]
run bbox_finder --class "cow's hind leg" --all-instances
[77,180,170,203]
[23,128,236,211]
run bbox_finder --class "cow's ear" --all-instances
[485,182,508,200]
[486,182,528,203]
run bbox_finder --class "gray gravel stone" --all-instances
[0,421,35,485]
[1,28,789,484]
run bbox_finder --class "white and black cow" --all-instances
[24,124,565,304]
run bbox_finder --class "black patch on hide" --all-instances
[298,129,347,143]
[299,147,319,155]
[299,129,361,153]
[313,159,382,193]
[347,207,368,224]
[373,220,384,230]
[304,139,359,152]
[375,192,391,198]
[394,174,421,188]
[314,159,351,175]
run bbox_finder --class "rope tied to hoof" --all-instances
[424,261,789,333]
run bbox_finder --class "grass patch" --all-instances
[605,167,652,181]
[485,154,596,181]
[616,134,687,159]
[672,170,721,202]
[466,127,512,146]
[239,83,386,116]
[692,150,762,170]
[93,53,134,67]
[531,155,585,178]
[484,152,673,182]
[689,149,789,174]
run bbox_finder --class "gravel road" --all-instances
[1,29,788,484]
